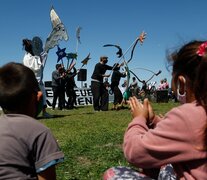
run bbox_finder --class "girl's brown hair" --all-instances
[168,40,207,150]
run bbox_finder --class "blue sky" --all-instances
[1,0,207,88]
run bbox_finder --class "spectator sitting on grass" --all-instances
[0,62,64,179]
[103,40,207,179]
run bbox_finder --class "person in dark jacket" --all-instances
[111,63,126,110]
[51,64,65,110]
[91,56,113,111]
[65,67,77,109]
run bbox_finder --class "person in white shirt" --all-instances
[22,37,53,118]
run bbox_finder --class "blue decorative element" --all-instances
[56,46,66,63]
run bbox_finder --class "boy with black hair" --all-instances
[0,62,64,179]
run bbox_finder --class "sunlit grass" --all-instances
[39,101,178,180]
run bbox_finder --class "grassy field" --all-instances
[39,101,178,180]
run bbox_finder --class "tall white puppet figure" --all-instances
[23,37,53,118]
[23,7,68,118]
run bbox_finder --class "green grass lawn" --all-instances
[39,101,178,180]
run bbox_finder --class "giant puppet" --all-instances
[22,6,68,117]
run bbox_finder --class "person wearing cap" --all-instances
[91,56,113,111]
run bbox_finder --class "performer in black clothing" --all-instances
[51,64,65,110]
[65,67,77,109]
[111,63,126,110]
[103,77,110,91]
[91,56,113,111]
[102,77,111,111]
[141,80,147,94]
[59,66,66,109]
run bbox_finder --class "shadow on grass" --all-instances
[37,114,71,120]
[82,112,95,115]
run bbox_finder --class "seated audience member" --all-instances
[157,79,164,90]
[0,62,64,179]
[158,78,169,90]
[163,78,169,89]
[103,40,207,179]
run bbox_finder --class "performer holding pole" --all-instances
[91,56,123,111]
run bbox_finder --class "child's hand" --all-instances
[147,99,156,127]
[147,99,155,121]
[128,97,149,119]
